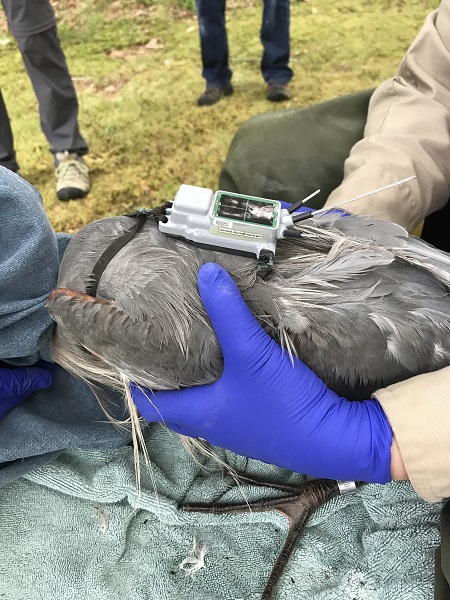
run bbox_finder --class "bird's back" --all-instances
[48,213,450,400]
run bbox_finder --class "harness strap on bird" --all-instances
[85,202,173,297]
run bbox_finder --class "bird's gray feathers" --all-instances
[48,212,450,400]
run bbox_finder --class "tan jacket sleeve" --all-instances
[374,367,450,502]
[324,0,450,233]
[326,1,450,502]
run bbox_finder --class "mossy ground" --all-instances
[0,0,437,232]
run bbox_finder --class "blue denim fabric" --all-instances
[196,0,293,86]
[0,166,129,486]
[260,0,293,84]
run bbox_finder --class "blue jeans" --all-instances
[196,0,293,87]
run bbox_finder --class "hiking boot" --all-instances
[267,82,291,102]
[197,83,234,107]
[55,151,91,201]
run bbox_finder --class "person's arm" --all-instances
[131,263,394,484]
[322,0,450,501]
[131,264,450,502]
[374,367,450,502]
[390,438,408,481]
[325,0,450,232]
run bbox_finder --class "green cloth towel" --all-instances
[0,424,442,599]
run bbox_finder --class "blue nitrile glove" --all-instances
[0,361,54,418]
[279,200,350,217]
[132,264,393,483]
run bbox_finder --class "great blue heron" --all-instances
[47,208,450,600]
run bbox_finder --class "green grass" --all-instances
[0,0,438,232]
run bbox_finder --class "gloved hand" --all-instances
[280,199,350,217]
[0,361,54,419]
[132,263,393,483]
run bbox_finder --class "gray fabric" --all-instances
[0,0,88,161]
[0,166,129,486]
[1,0,55,37]
[219,89,373,209]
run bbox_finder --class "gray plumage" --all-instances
[48,212,450,401]
[47,211,450,600]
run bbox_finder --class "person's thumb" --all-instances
[197,263,273,364]
[131,382,214,436]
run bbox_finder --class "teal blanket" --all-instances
[0,424,441,599]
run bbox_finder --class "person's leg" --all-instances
[3,0,90,199]
[2,0,87,155]
[195,0,233,106]
[219,89,374,208]
[0,88,19,172]
[14,28,88,157]
[15,27,90,200]
[260,0,293,102]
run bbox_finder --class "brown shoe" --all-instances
[197,83,234,106]
[267,82,291,102]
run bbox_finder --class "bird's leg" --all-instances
[181,473,350,600]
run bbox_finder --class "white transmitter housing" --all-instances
[158,184,296,263]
